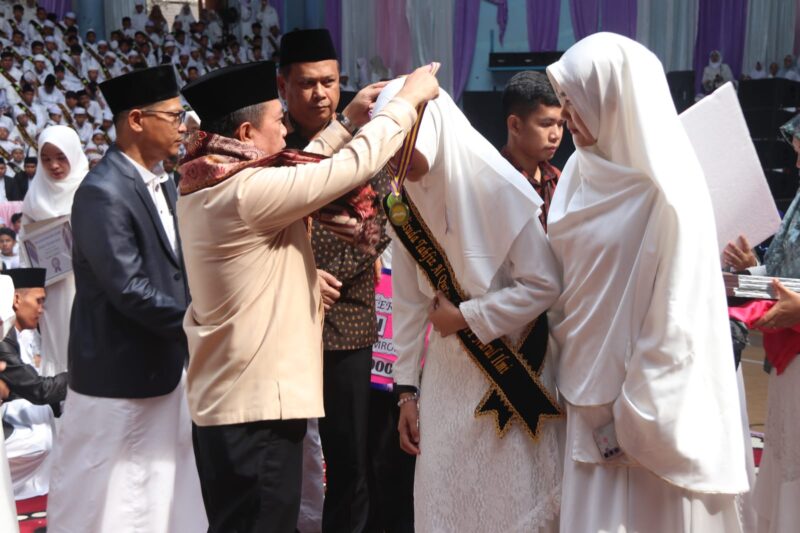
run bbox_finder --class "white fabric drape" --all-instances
[742,0,796,75]
[405,0,454,94]
[341,0,376,88]
[636,0,699,72]
[0,275,18,533]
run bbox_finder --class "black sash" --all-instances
[0,68,22,98]
[58,103,75,128]
[16,125,36,150]
[16,103,36,124]
[61,60,88,87]
[387,195,562,441]
[30,20,44,37]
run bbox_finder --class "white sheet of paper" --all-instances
[679,82,781,253]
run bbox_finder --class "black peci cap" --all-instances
[6,268,46,289]
[100,64,180,116]
[181,61,279,123]
[279,29,337,67]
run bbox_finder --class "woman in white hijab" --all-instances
[376,79,564,531]
[702,50,734,93]
[0,274,20,533]
[21,126,88,376]
[546,33,748,532]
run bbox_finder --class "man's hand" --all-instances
[342,81,389,130]
[396,62,441,109]
[428,291,468,337]
[722,235,757,271]
[755,279,800,329]
[318,269,342,311]
[398,397,420,455]
[0,361,8,404]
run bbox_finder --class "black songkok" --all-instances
[182,61,279,123]
[100,65,180,116]
[6,268,46,289]
[279,29,337,67]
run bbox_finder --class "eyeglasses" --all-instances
[141,109,186,127]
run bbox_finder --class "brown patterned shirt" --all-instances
[287,128,392,351]
[500,146,560,232]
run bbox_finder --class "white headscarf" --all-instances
[374,78,541,298]
[546,33,747,493]
[22,125,89,222]
[0,274,14,337]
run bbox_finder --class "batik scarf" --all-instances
[179,130,380,253]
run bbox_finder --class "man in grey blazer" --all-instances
[47,65,207,533]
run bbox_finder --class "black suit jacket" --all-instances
[11,171,32,200]
[0,329,67,438]
[69,146,190,398]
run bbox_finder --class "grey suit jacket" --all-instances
[68,145,190,398]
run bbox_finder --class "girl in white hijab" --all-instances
[546,33,748,532]
[21,125,88,376]
[377,79,564,531]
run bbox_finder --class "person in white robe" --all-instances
[702,50,735,93]
[379,78,565,532]
[722,113,800,533]
[20,126,87,376]
[545,32,748,533]
[0,275,20,533]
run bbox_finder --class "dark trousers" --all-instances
[318,346,373,533]
[192,418,307,533]
[365,388,416,533]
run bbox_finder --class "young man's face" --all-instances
[1,57,13,70]
[0,129,9,141]
[24,162,35,176]
[510,104,564,164]
[75,114,86,125]
[0,234,14,255]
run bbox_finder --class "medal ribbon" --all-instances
[387,101,427,198]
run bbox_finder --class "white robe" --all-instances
[383,81,564,532]
[47,376,208,533]
[546,33,747,532]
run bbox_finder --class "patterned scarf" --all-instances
[179,131,380,253]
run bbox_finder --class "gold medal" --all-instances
[389,201,410,226]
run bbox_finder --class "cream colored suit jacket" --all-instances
[178,98,417,426]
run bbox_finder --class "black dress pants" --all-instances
[365,388,416,533]
[318,346,373,533]
[192,418,307,533]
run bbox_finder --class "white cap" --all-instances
[43,20,55,28]
[64,11,76,19]
[48,104,61,115]
[86,60,99,71]
[0,116,13,131]
[73,107,86,115]
[102,108,113,121]
[87,28,95,34]
[104,51,116,60]
[135,0,144,5]
[44,36,55,43]
[32,54,46,62]
[128,51,139,59]
[97,40,108,47]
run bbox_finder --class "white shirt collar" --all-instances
[120,151,167,186]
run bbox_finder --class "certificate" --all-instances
[19,215,73,286]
